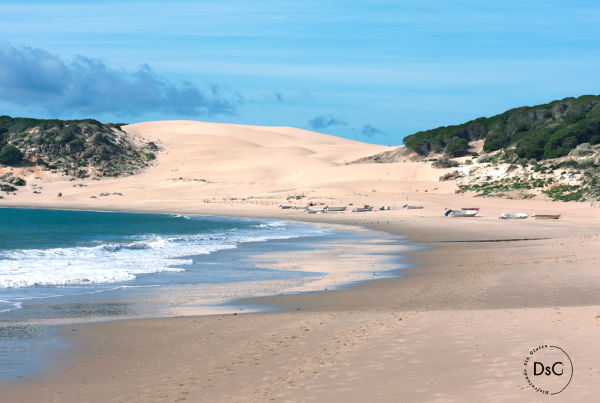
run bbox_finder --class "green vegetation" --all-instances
[568,142,595,157]
[0,144,23,165]
[0,116,157,177]
[432,157,459,168]
[0,184,17,192]
[476,154,497,164]
[542,185,585,201]
[458,176,552,198]
[403,95,600,160]
[445,137,470,157]
[547,158,599,170]
[458,154,600,201]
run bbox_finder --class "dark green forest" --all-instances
[403,95,600,160]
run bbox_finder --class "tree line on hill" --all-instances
[403,95,600,160]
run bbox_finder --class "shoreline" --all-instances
[2,201,599,313]
[0,206,411,310]
[0,207,411,386]
[1,202,600,401]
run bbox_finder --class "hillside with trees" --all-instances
[0,116,157,178]
[403,95,600,160]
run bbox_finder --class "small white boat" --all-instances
[533,214,561,220]
[402,204,423,209]
[352,205,373,212]
[499,213,529,220]
[444,209,478,217]
[326,206,347,212]
[306,207,327,214]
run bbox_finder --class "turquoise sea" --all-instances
[0,208,329,291]
[0,207,405,383]
[0,208,333,381]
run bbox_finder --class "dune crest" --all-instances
[121,121,451,196]
[0,120,459,209]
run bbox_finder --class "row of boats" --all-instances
[279,204,376,214]
[444,208,561,219]
[306,205,375,214]
[280,204,561,219]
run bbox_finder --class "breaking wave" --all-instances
[0,220,329,288]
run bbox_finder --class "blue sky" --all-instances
[1,1,599,144]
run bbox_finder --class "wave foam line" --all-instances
[0,222,330,288]
[0,299,22,313]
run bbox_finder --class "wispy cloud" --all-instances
[361,124,385,137]
[0,43,241,117]
[308,114,347,130]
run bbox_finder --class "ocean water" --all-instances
[0,208,331,289]
[0,207,407,383]
[0,207,342,382]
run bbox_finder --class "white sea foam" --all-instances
[252,220,287,228]
[0,299,22,313]
[0,221,329,289]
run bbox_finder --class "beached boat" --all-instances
[352,205,373,212]
[402,204,423,209]
[326,206,347,211]
[533,214,561,220]
[444,209,478,217]
[278,205,293,209]
[306,207,327,214]
[499,213,529,219]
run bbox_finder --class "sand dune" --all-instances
[122,121,395,190]
[0,120,460,210]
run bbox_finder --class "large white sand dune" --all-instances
[0,120,460,209]
[122,121,452,195]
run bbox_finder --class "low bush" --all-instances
[543,184,584,201]
[0,144,23,165]
[432,157,459,168]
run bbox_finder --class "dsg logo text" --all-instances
[523,345,573,395]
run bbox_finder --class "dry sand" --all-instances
[1,121,600,401]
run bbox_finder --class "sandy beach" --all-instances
[1,121,600,401]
